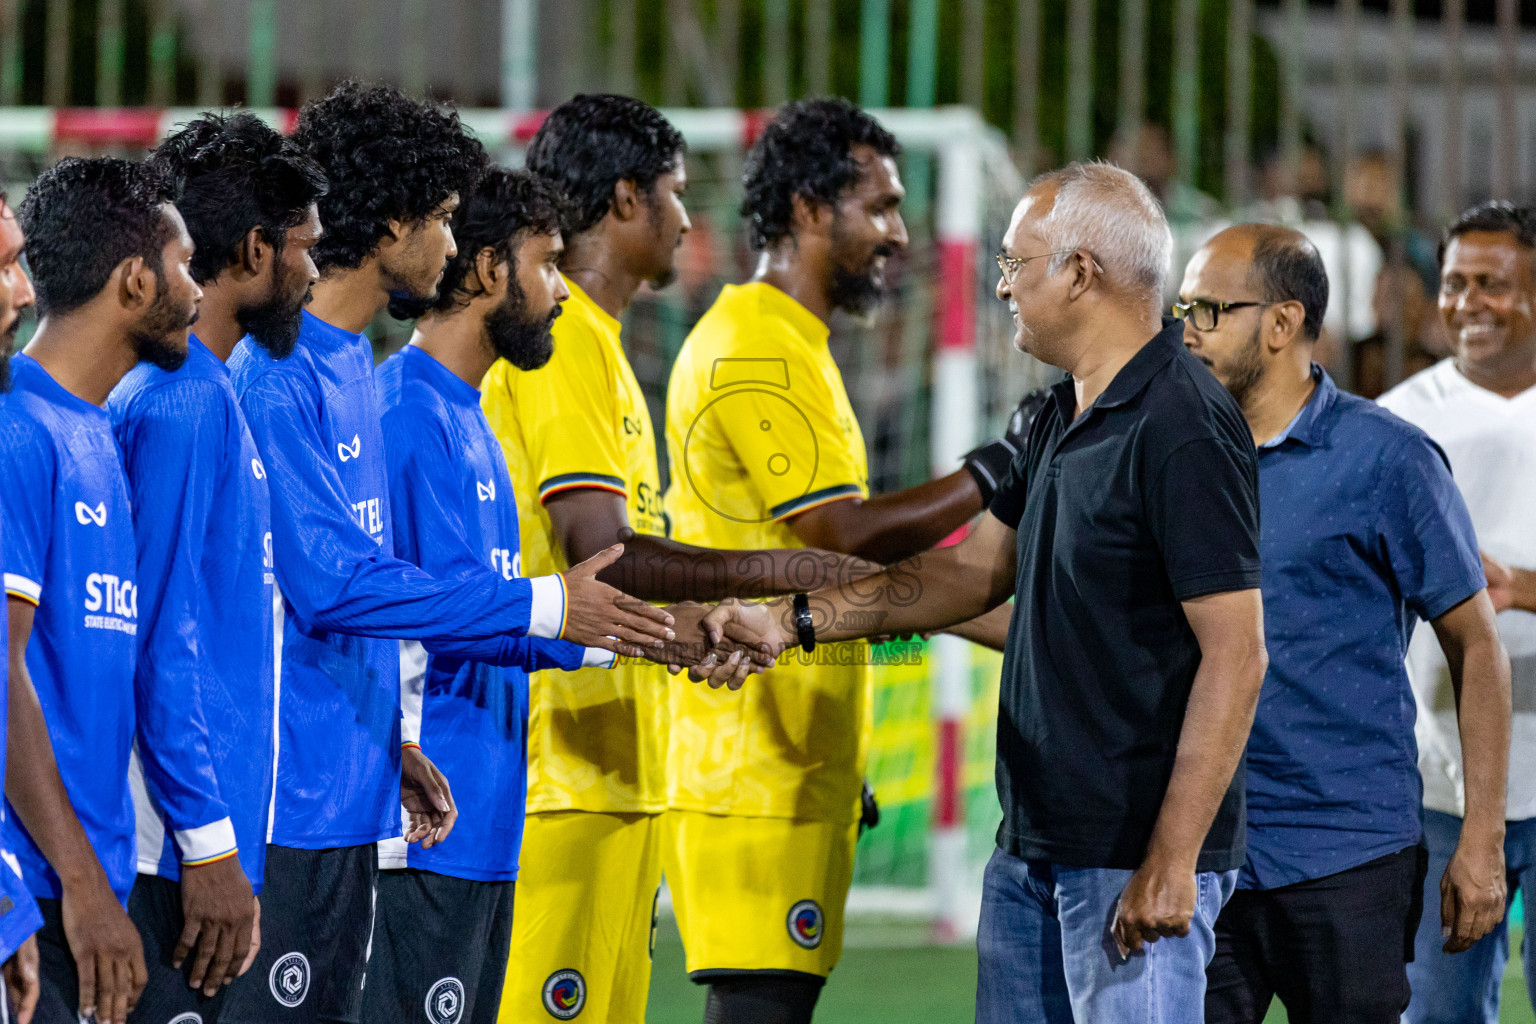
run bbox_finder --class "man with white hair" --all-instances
[681,161,1269,1022]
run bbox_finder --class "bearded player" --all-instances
[482,95,872,1023]
[661,98,1014,1023]
[220,86,678,1024]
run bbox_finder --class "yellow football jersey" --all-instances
[481,276,669,814]
[663,281,873,823]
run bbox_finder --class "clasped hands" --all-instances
[558,546,784,689]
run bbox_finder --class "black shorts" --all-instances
[1205,843,1429,1024]
[360,869,514,1024]
[220,844,378,1024]
[126,873,226,1024]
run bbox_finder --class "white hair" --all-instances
[1030,161,1173,302]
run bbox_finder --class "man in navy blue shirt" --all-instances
[2,158,203,1024]
[109,112,327,1022]
[1177,224,1511,1023]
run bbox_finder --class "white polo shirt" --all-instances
[1380,358,1536,821]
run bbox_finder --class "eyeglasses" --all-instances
[996,248,1103,283]
[1170,299,1274,332]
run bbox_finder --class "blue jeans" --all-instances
[1403,809,1536,1024]
[975,846,1237,1024]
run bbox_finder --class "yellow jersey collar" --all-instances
[561,274,623,336]
[734,281,830,347]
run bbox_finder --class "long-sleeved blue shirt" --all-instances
[0,354,138,903]
[228,311,570,848]
[108,336,274,890]
[1241,367,1485,889]
[0,527,44,960]
[374,346,608,881]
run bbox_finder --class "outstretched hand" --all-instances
[652,602,777,689]
[559,545,676,651]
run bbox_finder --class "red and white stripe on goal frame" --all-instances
[0,102,1013,939]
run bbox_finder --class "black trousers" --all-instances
[1205,844,1428,1024]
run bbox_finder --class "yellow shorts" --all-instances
[663,810,859,979]
[498,810,662,1024]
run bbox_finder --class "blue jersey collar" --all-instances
[1260,364,1334,450]
[400,344,482,407]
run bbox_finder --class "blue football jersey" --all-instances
[228,311,572,849]
[0,354,138,904]
[109,336,275,891]
[375,346,606,881]
[0,520,44,961]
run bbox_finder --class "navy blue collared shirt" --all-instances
[1241,366,1484,890]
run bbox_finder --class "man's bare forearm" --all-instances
[1456,635,1512,837]
[1508,566,1536,615]
[789,471,983,565]
[602,534,876,603]
[1144,591,1266,870]
[6,605,109,890]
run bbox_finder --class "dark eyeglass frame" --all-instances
[1170,299,1275,332]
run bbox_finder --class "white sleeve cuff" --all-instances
[582,647,617,669]
[176,817,238,866]
[3,572,40,604]
[527,574,567,639]
[377,836,408,871]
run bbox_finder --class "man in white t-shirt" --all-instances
[1380,200,1536,1024]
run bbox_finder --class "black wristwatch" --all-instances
[791,593,817,653]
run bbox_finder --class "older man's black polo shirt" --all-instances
[988,320,1261,872]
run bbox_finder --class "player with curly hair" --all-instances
[660,98,1010,1023]
[103,112,326,1023]
[221,86,680,1024]
[481,94,873,1024]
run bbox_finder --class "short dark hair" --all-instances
[150,112,328,286]
[741,98,901,251]
[294,82,488,273]
[431,168,567,314]
[1247,228,1329,341]
[19,157,176,316]
[1438,200,1536,265]
[525,94,685,236]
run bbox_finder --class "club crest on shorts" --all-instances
[787,899,824,949]
[542,968,586,1019]
[425,976,465,1024]
[269,951,311,1007]
[167,1014,203,1024]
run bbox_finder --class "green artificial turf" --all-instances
[645,918,1534,1024]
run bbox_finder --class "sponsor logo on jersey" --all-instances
[337,434,362,462]
[74,501,107,526]
[490,547,517,580]
[269,951,311,1007]
[83,572,138,634]
[251,458,266,480]
[542,969,585,1019]
[787,899,823,949]
[476,479,495,502]
[424,977,464,1024]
